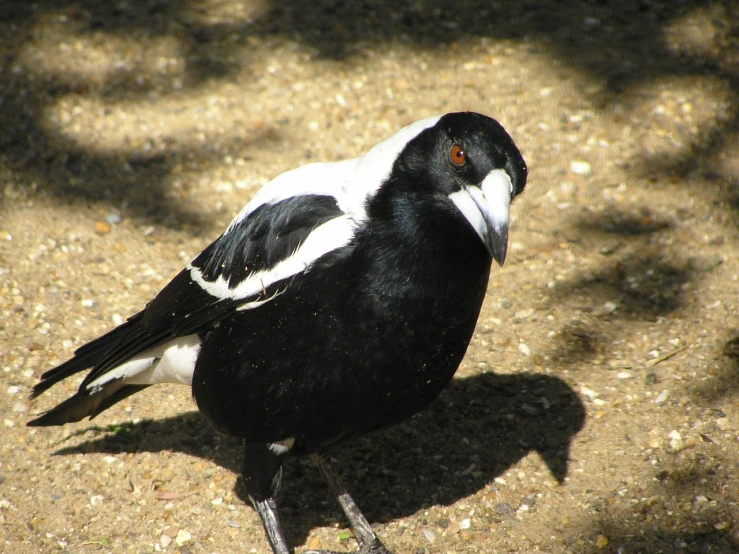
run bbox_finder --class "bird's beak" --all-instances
[449,169,512,266]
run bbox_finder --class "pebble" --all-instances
[12,401,29,413]
[495,503,514,515]
[106,213,122,225]
[570,160,592,176]
[175,529,192,546]
[7,386,20,395]
[654,390,670,404]
[95,221,112,234]
[595,535,609,549]
[616,371,632,379]
[159,534,173,548]
[421,528,436,543]
[580,386,599,400]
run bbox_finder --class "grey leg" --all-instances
[242,443,292,554]
[253,497,291,554]
[311,453,392,554]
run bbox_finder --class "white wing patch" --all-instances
[86,334,201,392]
[191,116,442,307]
[190,214,357,303]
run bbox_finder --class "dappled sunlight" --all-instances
[2,1,739,553]
[663,3,738,69]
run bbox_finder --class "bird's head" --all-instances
[365,112,527,266]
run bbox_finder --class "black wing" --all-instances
[29,195,346,408]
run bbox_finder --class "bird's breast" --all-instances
[192,235,491,449]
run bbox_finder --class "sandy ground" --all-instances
[1,1,739,553]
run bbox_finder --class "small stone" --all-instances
[95,221,112,235]
[421,528,436,543]
[227,520,241,529]
[106,213,122,225]
[654,390,670,404]
[595,535,609,549]
[495,503,513,515]
[12,401,29,413]
[570,160,592,176]
[159,534,173,548]
[580,387,599,399]
[175,529,191,546]
[7,386,20,395]
[460,518,471,530]
[306,537,321,550]
[616,371,632,379]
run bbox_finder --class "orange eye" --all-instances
[450,144,467,166]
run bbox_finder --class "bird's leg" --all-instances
[242,442,291,554]
[253,497,291,554]
[311,453,392,554]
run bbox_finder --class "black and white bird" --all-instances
[29,112,527,554]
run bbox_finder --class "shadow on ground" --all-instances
[1,1,737,226]
[51,372,585,546]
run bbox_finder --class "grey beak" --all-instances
[448,169,513,265]
[486,222,509,266]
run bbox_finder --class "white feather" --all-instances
[227,116,442,231]
[86,335,201,391]
[190,214,356,303]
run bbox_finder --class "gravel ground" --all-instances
[2,1,739,553]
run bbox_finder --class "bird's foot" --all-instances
[305,536,392,554]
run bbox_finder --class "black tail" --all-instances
[27,312,155,426]
[27,383,149,426]
[29,313,144,399]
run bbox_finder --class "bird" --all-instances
[28,111,527,554]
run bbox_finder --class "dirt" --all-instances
[2,1,739,553]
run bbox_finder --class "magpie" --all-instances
[28,112,527,554]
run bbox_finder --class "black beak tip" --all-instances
[488,225,509,267]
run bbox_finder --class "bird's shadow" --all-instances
[53,372,585,546]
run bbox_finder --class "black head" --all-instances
[369,112,527,265]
